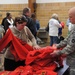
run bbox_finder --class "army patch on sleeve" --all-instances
[71,39,75,43]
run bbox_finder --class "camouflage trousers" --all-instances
[69,68,75,75]
[66,57,75,75]
[66,54,75,75]
[67,68,75,75]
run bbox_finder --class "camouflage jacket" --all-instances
[56,29,75,66]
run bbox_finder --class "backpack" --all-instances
[45,23,49,32]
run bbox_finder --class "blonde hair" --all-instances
[51,13,58,20]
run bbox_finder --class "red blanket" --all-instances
[0,66,57,75]
[0,28,63,75]
[0,28,33,61]
[26,47,63,72]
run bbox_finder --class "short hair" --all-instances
[31,13,36,18]
[14,16,28,26]
[23,7,30,15]
[6,12,11,17]
[51,13,58,19]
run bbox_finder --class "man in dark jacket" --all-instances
[22,7,36,38]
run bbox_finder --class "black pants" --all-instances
[63,68,70,75]
[4,58,25,71]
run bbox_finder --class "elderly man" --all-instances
[50,7,75,75]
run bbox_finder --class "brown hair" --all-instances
[31,13,36,18]
[23,7,30,15]
[14,16,28,26]
[6,12,11,17]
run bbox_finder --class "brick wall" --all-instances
[0,2,75,39]
[0,4,28,24]
[36,2,75,38]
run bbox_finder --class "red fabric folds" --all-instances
[0,28,33,61]
[26,46,54,65]
[0,66,58,75]
[36,70,57,75]
[26,46,63,72]
[0,29,63,75]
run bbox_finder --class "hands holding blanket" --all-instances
[50,44,66,58]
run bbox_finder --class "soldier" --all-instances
[50,7,75,75]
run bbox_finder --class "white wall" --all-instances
[0,0,28,4]
[36,0,75,3]
[0,0,75,4]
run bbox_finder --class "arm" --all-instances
[56,32,72,49]
[25,26,41,49]
[55,20,62,28]
[57,31,75,55]
[56,37,68,49]
[25,26,37,45]
[51,31,75,57]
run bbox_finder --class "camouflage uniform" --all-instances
[56,28,75,75]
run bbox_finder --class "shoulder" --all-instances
[24,26,29,31]
[3,17,7,21]
[49,18,57,22]
[49,18,59,24]
[26,17,33,21]
[4,19,8,22]
[9,26,15,31]
[69,31,75,44]
[69,30,75,41]
[24,26,28,29]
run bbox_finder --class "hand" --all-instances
[61,54,67,58]
[33,45,41,50]
[52,44,57,50]
[61,22,65,28]
[50,50,59,58]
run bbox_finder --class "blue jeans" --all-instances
[50,36,58,46]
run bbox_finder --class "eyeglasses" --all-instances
[17,17,28,23]
[17,18,25,24]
